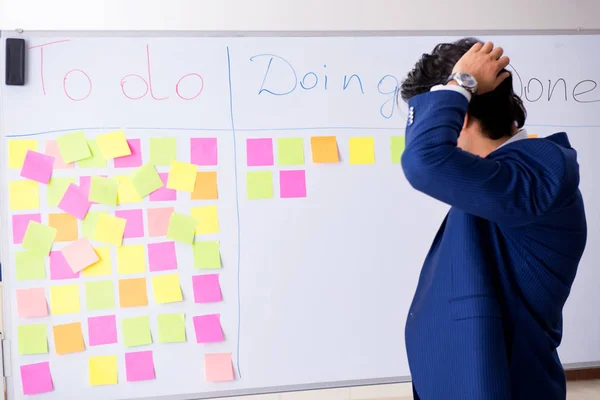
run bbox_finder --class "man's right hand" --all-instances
[452,42,511,94]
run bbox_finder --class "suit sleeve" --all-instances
[401,90,567,227]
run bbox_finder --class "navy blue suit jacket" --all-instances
[401,91,587,400]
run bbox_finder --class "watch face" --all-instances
[460,73,477,88]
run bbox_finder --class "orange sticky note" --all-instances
[191,172,218,200]
[311,136,339,163]
[48,213,78,242]
[528,134,538,138]
[205,353,234,382]
[119,278,148,308]
[53,322,85,354]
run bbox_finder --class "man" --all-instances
[399,38,587,399]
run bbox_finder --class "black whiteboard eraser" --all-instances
[5,38,26,86]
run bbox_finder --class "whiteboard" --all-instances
[1,32,599,400]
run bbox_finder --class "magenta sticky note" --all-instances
[148,241,177,272]
[50,251,80,280]
[21,362,54,395]
[193,314,224,343]
[114,139,142,168]
[61,238,99,273]
[88,315,118,346]
[280,170,307,198]
[58,184,91,220]
[115,209,144,239]
[149,173,177,201]
[125,351,155,382]
[16,288,48,318]
[192,274,222,303]
[191,138,218,166]
[20,150,55,184]
[12,213,42,244]
[45,140,74,169]
[246,138,273,166]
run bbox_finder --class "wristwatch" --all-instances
[447,72,478,95]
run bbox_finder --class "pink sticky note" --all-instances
[148,242,177,272]
[191,138,218,166]
[21,362,54,395]
[12,214,42,244]
[115,209,144,239]
[125,351,155,382]
[246,138,273,166]
[114,139,142,168]
[61,238,99,273]
[45,140,74,169]
[50,251,80,280]
[16,288,48,318]
[280,170,307,198]
[147,207,174,237]
[193,314,224,343]
[20,150,54,184]
[205,353,234,382]
[149,173,177,201]
[88,315,118,346]
[192,274,222,303]
[58,184,91,220]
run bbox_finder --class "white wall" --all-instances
[1,0,599,32]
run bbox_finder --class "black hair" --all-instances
[400,37,526,140]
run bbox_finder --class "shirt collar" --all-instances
[496,129,529,150]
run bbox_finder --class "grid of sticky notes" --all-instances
[8,132,233,395]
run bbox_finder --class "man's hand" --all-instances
[452,42,511,94]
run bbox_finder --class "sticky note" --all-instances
[191,138,218,166]
[167,161,197,192]
[147,207,174,237]
[16,288,48,318]
[246,138,274,166]
[18,324,48,354]
[167,212,197,244]
[122,316,152,347]
[20,150,54,183]
[45,139,74,169]
[115,175,143,204]
[149,172,177,201]
[246,171,273,200]
[193,241,221,269]
[61,238,98,273]
[89,176,119,206]
[56,131,91,163]
[12,213,41,244]
[58,183,91,220]
[88,315,118,346]
[150,137,177,166]
[97,130,131,159]
[82,247,111,277]
[85,280,115,311]
[16,251,46,281]
[22,221,56,256]
[82,211,107,240]
[119,278,148,308]
[193,314,223,343]
[191,205,219,235]
[9,180,39,210]
[191,171,218,200]
[311,136,339,163]
[89,355,118,386]
[205,353,234,382]
[21,362,53,395]
[115,209,144,238]
[192,274,222,303]
[151,274,183,304]
[78,139,107,168]
[48,213,78,242]
[280,170,307,198]
[50,284,80,315]
[50,251,80,280]
[117,245,146,274]
[391,136,405,163]
[349,137,375,164]
[114,138,142,168]
[125,351,155,382]
[9,139,37,169]
[131,164,163,198]
[158,314,186,343]
[53,322,85,354]
[528,134,539,138]
[94,214,126,246]
[47,177,75,207]
[277,138,304,166]
[148,241,177,272]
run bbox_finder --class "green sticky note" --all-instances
[22,222,57,256]
[15,251,46,281]
[82,211,108,240]
[246,171,273,199]
[391,136,406,164]
[193,241,221,269]
[150,138,177,166]
[89,176,118,206]
[56,131,91,163]
[131,163,163,198]
[122,316,152,347]
[78,140,107,168]
[167,212,197,245]
[85,280,115,311]
[47,177,75,207]
[158,314,186,343]
[277,138,304,166]
[18,324,48,355]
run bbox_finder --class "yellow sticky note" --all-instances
[9,140,38,169]
[117,245,146,274]
[89,355,118,386]
[50,284,80,315]
[115,176,143,204]
[349,137,375,164]
[96,130,131,159]
[151,274,183,304]
[83,247,112,277]
[94,214,126,246]
[9,180,39,210]
[191,206,220,235]
[167,161,197,192]
[56,131,91,163]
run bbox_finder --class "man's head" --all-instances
[400,38,526,156]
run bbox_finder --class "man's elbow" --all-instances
[401,147,431,192]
